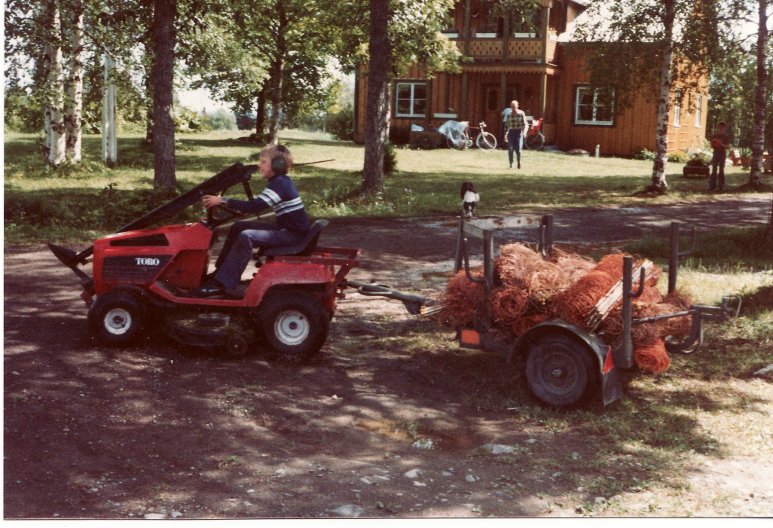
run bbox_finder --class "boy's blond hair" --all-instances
[260,143,293,172]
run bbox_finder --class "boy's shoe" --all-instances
[193,278,225,297]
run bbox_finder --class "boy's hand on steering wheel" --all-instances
[202,195,224,209]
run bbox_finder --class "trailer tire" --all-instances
[89,291,145,346]
[259,290,329,362]
[525,334,597,409]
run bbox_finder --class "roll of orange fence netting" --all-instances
[634,339,671,374]
[440,269,487,327]
[523,260,571,304]
[547,247,596,284]
[489,286,529,325]
[549,269,618,326]
[496,243,541,286]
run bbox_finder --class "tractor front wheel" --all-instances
[524,334,597,408]
[259,290,330,361]
[88,291,145,346]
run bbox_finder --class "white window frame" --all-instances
[673,91,682,128]
[394,81,428,118]
[574,86,615,126]
[694,93,702,127]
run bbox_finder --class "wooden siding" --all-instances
[354,67,556,144]
[555,45,709,156]
[353,2,708,156]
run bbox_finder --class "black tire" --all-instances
[525,132,545,150]
[476,131,497,150]
[446,131,470,150]
[88,291,145,346]
[259,290,330,361]
[524,334,598,409]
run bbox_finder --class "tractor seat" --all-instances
[257,219,329,258]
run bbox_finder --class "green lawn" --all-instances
[3,129,762,245]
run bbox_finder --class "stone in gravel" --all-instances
[143,513,166,519]
[481,444,515,455]
[403,468,423,479]
[332,504,365,517]
[411,439,434,449]
[465,474,477,483]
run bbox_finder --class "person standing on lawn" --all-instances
[195,143,310,297]
[709,121,731,191]
[505,100,530,169]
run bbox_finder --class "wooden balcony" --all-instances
[449,34,559,65]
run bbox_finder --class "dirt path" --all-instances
[4,198,773,519]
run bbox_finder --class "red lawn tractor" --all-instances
[49,162,360,360]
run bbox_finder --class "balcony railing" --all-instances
[451,37,549,63]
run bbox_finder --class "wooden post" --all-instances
[539,72,548,119]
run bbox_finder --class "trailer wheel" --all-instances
[89,292,145,346]
[259,290,329,361]
[525,334,597,408]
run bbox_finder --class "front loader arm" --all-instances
[47,162,258,282]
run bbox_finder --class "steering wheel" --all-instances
[205,198,244,226]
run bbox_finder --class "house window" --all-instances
[673,91,682,127]
[395,82,427,118]
[574,86,615,126]
[694,93,702,127]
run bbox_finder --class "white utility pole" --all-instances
[101,53,118,165]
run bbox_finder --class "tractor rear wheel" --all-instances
[259,290,329,361]
[89,291,145,346]
[524,334,597,408]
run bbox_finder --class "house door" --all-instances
[482,85,517,140]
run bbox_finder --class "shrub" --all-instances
[389,125,411,145]
[325,105,354,141]
[633,148,656,161]
[667,151,690,164]
[384,142,397,174]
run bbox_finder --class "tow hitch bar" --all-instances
[344,280,435,316]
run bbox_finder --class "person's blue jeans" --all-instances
[709,149,726,190]
[507,129,523,167]
[213,221,306,289]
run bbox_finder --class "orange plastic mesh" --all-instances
[489,286,529,324]
[634,339,671,374]
[440,269,487,326]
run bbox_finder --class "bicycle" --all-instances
[525,117,545,150]
[445,121,498,151]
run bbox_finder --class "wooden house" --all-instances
[352,0,709,156]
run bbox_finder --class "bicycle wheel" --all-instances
[526,132,545,151]
[476,131,497,151]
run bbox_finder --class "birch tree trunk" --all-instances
[749,0,768,189]
[152,0,177,190]
[362,0,390,195]
[649,0,675,193]
[64,0,84,164]
[43,0,66,167]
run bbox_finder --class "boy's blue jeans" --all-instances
[213,220,305,289]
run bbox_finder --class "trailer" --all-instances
[445,214,741,408]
